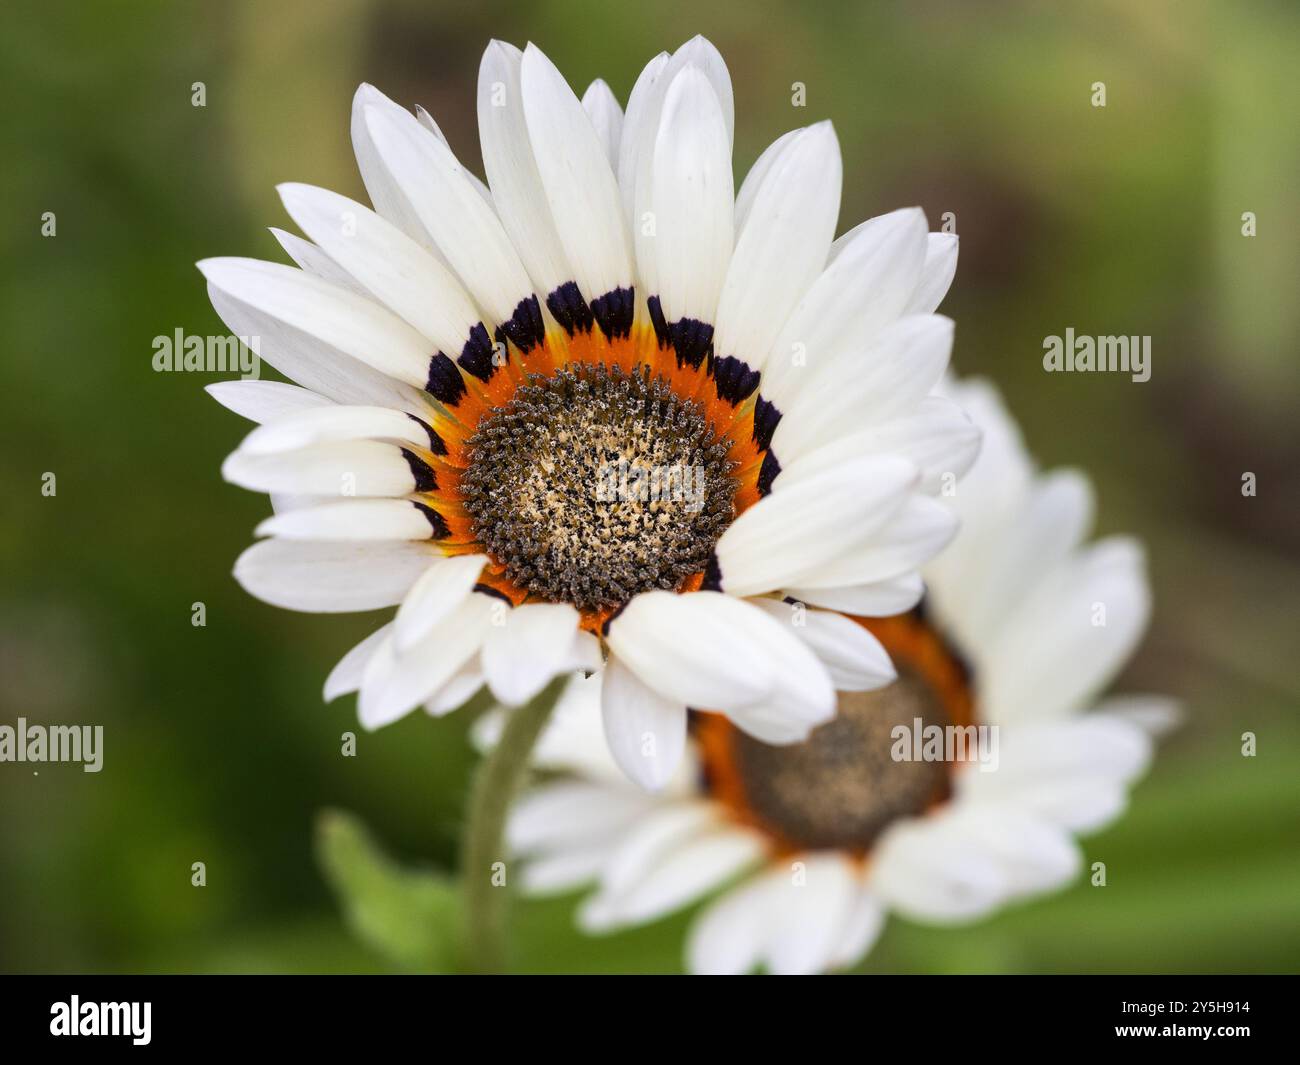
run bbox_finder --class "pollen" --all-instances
[460,363,739,612]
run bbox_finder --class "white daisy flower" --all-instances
[497,378,1177,973]
[202,36,977,787]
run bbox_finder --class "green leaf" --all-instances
[314,808,461,973]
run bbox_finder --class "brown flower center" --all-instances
[460,363,738,612]
[696,613,975,855]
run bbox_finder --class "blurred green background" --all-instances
[1,0,1297,974]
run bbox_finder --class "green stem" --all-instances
[460,674,567,974]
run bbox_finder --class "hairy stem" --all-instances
[460,674,568,973]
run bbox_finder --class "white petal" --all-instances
[481,602,582,707]
[324,622,393,701]
[1091,693,1182,737]
[788,397,981,496]
[507,781,656,853]
[486,672,651,788]
[352,632,398,718]
[904,232,959,315]
[204,283,426,414]
[982,538,1150,724]
[350,84,445,257]
[520,845,609,895]
[667,35,734,148]
[423,663,485,717]
[620,37,733,231]
[277,183,483,356]
[413,104,448,144]
[700,599,838,738]
[270,492,330,514]
[222,440,424,498]
[358,593,493,728]
[413,104,494,205]
[733,129,799,237]
[604,591,775,708]
[947,804,1081,898]
[596,802,720,899]
[637,64,734,325]
[751,599,896,691]
[686,874,773,975]
[792,495,959,589]
[233,539,436,614]
[362,102,538,334]
[784,574,925,617]
[581,78,623,167]
[255,499,437,541]
[237,404,432,455]
[269,228,366,293]
[563,629,604,674]
[599,658,688,790]
[870,818,1008,922]
[521,43,634,305]
[771,314,954,462]
[713,455,918,597]
[922,378,1035,632]
[469,641,602,738]
[580,827,764,930]
[477,41,574,300]
[712,122,841,366]
[763,207,928,400]
[763,852,858,975]
[608,590,834,739]
[961,715,1154,809]
[198,257,433,388]
[950,468,1095,644]
[205,380,332,425]
[393,554,489,652]
[616,51,670,224]
[827,887,887,970]
[712,705,816,747]
[1010,778,1129,833]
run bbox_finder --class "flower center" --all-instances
[460,363,738,612]
[696,613,974,854]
